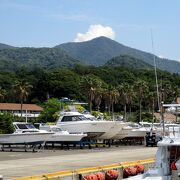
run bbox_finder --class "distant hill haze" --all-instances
[0,37,180,73]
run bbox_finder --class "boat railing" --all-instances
[168,126,180,138]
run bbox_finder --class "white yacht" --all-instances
[56,111,116,139]
[0,122,53,145]
[39,124,87,142]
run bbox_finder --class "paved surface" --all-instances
[0,146,157,179]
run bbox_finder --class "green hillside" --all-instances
[0,43,15,49]
[105,55,153,69]
[0,48,82,71]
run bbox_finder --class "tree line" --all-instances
[0,65,180,122]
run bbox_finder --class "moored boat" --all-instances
[0,122,53,145]
[39,124,87,142]
[56,111,116,139]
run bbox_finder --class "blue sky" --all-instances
[0,0,180,61]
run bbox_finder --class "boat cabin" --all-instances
[58,112,89,122]
[13,122,39,133]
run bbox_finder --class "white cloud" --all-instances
[74,24,115,42]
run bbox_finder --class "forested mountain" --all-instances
[105,55,153,69]
[0,43,15,49]
[56,36,180,74]
[0,37,180,73]
[0,48,82,71]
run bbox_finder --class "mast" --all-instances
[150,29,161,112]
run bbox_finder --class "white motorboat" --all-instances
[56,111,116,139]
[83,112,126,140]
[39,124,87,142]
[98,121,126,140]
[112,123,149,140]
[0,122,53,145]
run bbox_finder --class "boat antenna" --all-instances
[150,29,160,112]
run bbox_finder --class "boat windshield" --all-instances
[51,127,63,132]
[61,115,88,122]
[16,123,36,129]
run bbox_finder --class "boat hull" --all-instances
[112,127,148,140]
[57,121,114,139]
[0,132,52,145]
[98,121,125,140]
[47,133,87,142]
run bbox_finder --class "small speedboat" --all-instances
[39,124,87,142]
[0,122,53,145]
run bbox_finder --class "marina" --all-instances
[0,1,180,179]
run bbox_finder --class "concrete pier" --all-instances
[0,146,157,179]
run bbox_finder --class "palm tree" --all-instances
[81,75,104,112]
[110,87,119,118]
[134,80,149,122]
[118,83,134,121]
[0,87,6,102]
[103,86,119,117]
[94,88,103,111]
[13,80,33,117]
[146,91,156,122]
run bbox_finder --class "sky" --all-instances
[0,0,180,61]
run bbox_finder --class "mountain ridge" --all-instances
[56,36,180,74]
[0,37,180,73]
[0,43,16,49]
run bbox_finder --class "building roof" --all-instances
[0,103,43,111]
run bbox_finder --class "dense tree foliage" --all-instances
[0,65,180,122]
[0,113,14,134]
[38,98,62,123]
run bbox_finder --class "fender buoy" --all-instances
[123,166,137,177]
[123,167,131,177]
[105,170,119,180]
[171,160,177,170]
[82,174,97,180]
[134,164,145,173]
[95,172,105,180]
[129,167,137,176]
